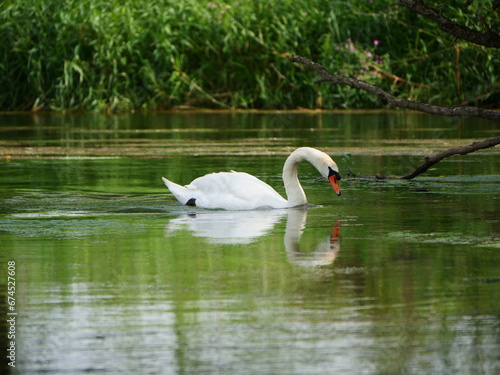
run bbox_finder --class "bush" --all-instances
[0,0,498,111]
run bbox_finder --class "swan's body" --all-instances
[162,147,341,210]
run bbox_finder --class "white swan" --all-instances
[161,147,341,210]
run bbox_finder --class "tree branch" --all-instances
[288,54,500,120]
[396,0,500,48]
[399,136,500,179]
[345,137,500,180]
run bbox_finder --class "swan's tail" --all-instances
[161,177,194,205]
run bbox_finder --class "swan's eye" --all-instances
[328,167,341,181]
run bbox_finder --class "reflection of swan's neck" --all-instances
[284,208,307,253]
[284,208,340,267]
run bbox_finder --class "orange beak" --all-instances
[329,175,341,196]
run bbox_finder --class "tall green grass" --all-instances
[1,0,498,111]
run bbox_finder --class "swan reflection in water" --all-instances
[165,207,340,267]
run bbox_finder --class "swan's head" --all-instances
[327,166,342,196]
[310,149,341,196]
[286,147,342,197]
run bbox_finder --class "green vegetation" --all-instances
[1,0,499,111]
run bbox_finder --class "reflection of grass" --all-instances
[388,230,500,248]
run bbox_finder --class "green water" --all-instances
[1,112,499,374]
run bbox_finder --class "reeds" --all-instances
[1,0,498,111]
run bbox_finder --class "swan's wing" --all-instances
[188,171,288,210]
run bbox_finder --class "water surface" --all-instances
[1,112,499,374]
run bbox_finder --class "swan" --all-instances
[161,147,341,210]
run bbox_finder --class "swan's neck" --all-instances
[282,151,308,207]
[281,147,337,207]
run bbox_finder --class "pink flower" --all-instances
[373,40,380,46]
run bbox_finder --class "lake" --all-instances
[1,111,499,374]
